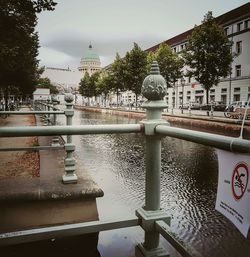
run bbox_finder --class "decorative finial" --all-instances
[150,61,160,75]
[64,93,74,103]
[141,61,167,100]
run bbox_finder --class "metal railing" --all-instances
[0,62,249,257]
[0,96,77,184]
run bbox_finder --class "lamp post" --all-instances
[181,77,185,114]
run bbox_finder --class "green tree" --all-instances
[36,77,59,94]
[183,11,234,104]
[96,72,112,106]
[125,43,147,107]
[109,53,126,106]
[0,0,57,105]
[79,72,97,105]
[148,43,184,87]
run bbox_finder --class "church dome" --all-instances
[81,44,100,61]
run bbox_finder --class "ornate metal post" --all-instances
[136,61,170,257]
[51,102,60,146]
[63,93,77,184]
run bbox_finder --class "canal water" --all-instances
[66,110,250,257]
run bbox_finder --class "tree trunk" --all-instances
[4,87,9,111]
[116,89,119,108]
[135,93,138,110]
[206,88,209,116]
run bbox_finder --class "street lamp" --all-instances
[181,77,185,114]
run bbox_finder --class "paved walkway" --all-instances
[0,109,103,201]
[0,108,104,233]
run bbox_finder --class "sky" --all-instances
[37,0,249,70]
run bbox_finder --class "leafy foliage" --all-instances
[183,12,234,103]
[0,0,57,98]
[147,43,184,87]
[79,72,100,104]
[36,77,59,94]
[109,53,127,104]
[124,43,147,105]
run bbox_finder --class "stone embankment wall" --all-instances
[74,105,250,139]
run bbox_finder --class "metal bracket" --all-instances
[136,208,170,232]
[64,110,74,116]
[64,143,75,151]
[140,120,168,136]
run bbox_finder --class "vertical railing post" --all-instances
[63,93,77,184]
[51,102,60,146]
[136,61,170,257]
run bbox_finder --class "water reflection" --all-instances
[68,110,250,257]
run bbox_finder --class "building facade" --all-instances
[147,3,250,108]
[78,44,101,76]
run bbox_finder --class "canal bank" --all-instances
[74,105,250,139]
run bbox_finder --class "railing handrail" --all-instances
[0,111,65,115]
[155,124,250,153]
[0,124,143,137]
[0,123,249,153]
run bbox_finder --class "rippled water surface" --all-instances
[68,110,250,257]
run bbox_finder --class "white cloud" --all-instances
[38,47,76,68]
[37,0,249,69]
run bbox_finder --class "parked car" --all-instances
[200,101,227,111]
[181,102,201,110]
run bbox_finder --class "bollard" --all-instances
[63,93,77,184]
[136,61,170,257]
[211,104,214,119]
[188,104,191,116]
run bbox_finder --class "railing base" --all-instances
[62,174,78,184]
[135,243,169,257]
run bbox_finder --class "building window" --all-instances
[221,88,227,93]
[235,65,241,77]
[188,77,191,83]
[210,89,215,93]
[195,90,204,94]
[233,94,240,101]
[236,41,242,54]
[221,95,227,104]
[173,47,176,53]
[245,19,250,29]
[237,22,243,32]
[187,91,191,95]
[224,27,229,35]
[234,87,240,93]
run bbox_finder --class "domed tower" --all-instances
[78,44,101,76]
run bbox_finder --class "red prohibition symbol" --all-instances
[232,162,249,200]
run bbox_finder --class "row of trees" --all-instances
[0,0,57,106]
[79,12,234,106]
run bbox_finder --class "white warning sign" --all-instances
[215,149,250,237]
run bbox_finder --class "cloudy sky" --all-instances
[37,0,249,70]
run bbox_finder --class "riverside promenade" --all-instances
[0,108,103,234]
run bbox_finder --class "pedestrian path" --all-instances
[0,108,103,233]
